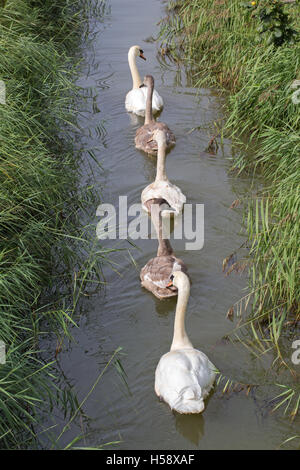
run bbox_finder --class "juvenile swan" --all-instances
[125,46,163,116]
[140,199,188,299]
[135,76,175,155]
[141,129,185,216]
[155,272,216,414]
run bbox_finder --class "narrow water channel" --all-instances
[47,0,296,450]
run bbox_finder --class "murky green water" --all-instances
[45,0,298,450]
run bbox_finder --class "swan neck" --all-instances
[128,51,142,89]
[151,203,173,256]
[171,283,193,350]
[145,82,154,125]
[157,237,173,257]
[155,144,168,182]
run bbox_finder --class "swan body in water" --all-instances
[140,199,188,299]
[135,75,175,155]
[141,129,185,216]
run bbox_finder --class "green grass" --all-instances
[0,0,113,449]
[158,0,300,430]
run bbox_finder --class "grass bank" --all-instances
[159,0,300,425]
[0,0,108,449]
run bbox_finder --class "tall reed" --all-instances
[0,0,110,449]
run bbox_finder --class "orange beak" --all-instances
[139,52,146,61]
[166,280,173,288]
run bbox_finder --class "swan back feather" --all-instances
[155,348,216,414]
[141,180,186,216]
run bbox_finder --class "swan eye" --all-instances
[139,49,144,53]
[170,274,174,281]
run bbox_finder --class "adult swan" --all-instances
[155,272,216,414]
[125,45,163,116]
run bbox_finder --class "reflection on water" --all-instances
[175,412,205,446]
[42,0,298,451]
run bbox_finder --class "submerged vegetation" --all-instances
[0,0,112,449]
[159,0,300,438]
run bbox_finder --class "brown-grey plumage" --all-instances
[135,75,176,156]
[140,199,188,299]
[140,255,188,300]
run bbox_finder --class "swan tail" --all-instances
[170,386,205,414]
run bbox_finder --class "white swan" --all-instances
[125,45,163,116]
[155,271,216,414]
[141,129,185,217]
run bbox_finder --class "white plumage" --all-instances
[125,45,163,116]
[155,347,216,414]
[126,86,164,117]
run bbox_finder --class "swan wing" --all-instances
[140,86,164,112]
[125,88,164,116]
[135,123,175,155]
[141,255,187,288]
[125,89,146,116]
[186,349,217,398]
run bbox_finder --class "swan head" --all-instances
[141,74,154,89]
[167,271,190,292]
[152,129,167,147]
[129,45,146,61]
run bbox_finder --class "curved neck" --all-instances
[151,202,173,256]
[155,142,168,182]
[145,82,154,125]
[128,51,142,89]
[171,283,193,351]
